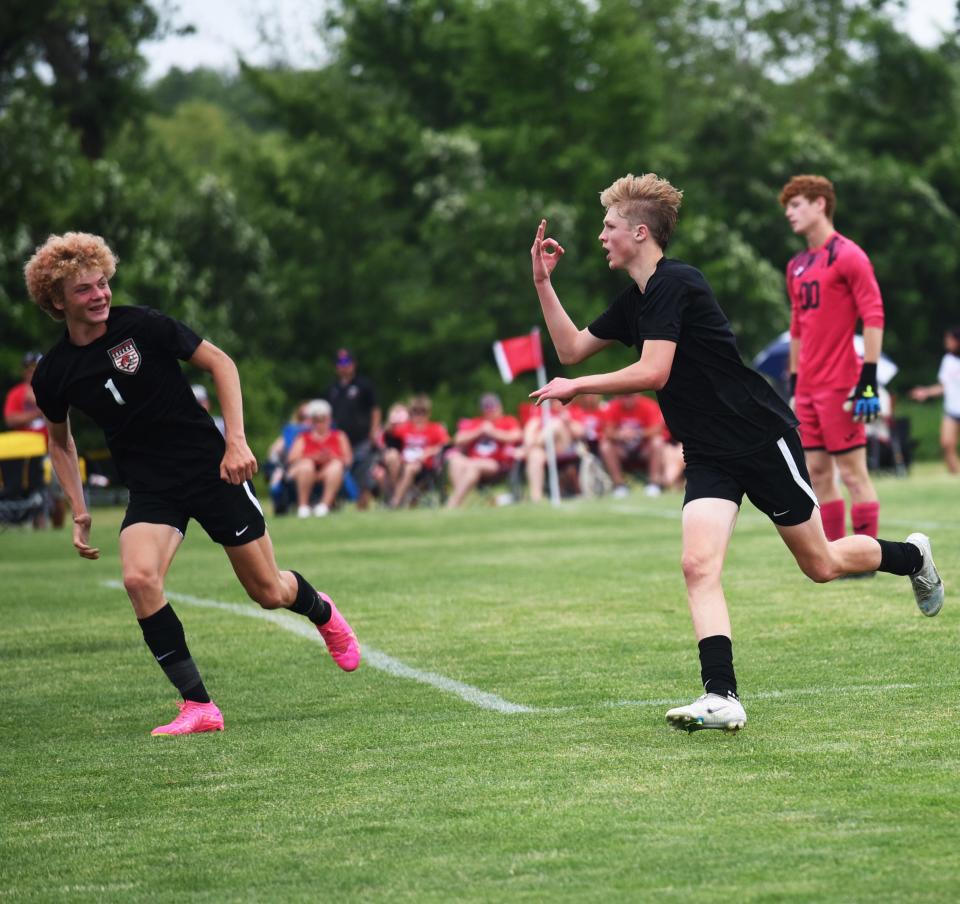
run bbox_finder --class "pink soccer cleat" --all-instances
[151,700,224,736]
[316,593,361,671]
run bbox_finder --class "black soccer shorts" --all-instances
[121,476,267,546]
[683,430,818,527]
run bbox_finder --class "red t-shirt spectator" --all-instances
[457,415,521,465]
[4,382,48,440]
[604,395,664,436]
[299,429,349,463]
[567,400,609,444]
[393,420,449,468]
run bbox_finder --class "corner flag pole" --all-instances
[533,328,561,507]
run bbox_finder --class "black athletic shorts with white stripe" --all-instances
[683,430,819,527]
[120,476,267,546]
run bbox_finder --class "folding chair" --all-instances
[0,431,47,528]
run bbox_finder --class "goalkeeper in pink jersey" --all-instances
[780,174,884,563]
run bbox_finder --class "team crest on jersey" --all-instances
[108,339,141,375]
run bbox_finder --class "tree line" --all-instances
[2,0,958,455]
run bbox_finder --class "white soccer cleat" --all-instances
[665,693,746,733]
[905,532,944,617]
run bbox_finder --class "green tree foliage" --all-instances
[2,0,959,452]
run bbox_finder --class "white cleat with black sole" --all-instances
[666,693,746,733]
[905,532,944,617]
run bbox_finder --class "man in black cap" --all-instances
[323,348,381,509]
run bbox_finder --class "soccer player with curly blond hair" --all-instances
[24,232,361,736]
[529,173,943,733]
[780,174,885,559]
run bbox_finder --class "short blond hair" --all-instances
[24,232,118,321]
[779,174,836,220]
[600,173,683,249]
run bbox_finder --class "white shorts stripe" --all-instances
[243,480,264,516]
[776,437,819,508]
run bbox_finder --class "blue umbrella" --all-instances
[753,331,898,386]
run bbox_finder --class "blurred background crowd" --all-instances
[3,1,960,524]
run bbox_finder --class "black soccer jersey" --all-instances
[588,258,797,462]
[32,306,226,491]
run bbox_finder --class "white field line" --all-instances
[102,581,924,715]
[102,580,536,714]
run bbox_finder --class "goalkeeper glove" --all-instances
[846,362,881,423]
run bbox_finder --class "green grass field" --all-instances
[2,466,958,902]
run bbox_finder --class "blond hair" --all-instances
[778,174,836,220]
[24,232,118,321]
[600,173,683,249]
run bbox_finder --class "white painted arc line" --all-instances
[101,581,537,714]
[100,582,925,715]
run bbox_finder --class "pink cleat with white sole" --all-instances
[151,700,224,736]
[316,593,361,671]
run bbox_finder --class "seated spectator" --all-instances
[382,394,450,508]
[567,393,608,452]
[600,393,667,497]
[519,399,584,502]
[446,392,522,508]
[3,350,64,528]
[264,401,312,513]
[286,399,353,517]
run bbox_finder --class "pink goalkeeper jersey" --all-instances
[787,232,885,393]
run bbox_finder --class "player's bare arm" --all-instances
[531,219,611,365]
[189,340,257,485]
[46,417,100,560]
[531,340,676,405]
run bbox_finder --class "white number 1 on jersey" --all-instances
[104,377,126,405]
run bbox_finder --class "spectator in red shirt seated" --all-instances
[4,351,66,528]
[567,393,608,451]
[520,399,584,502]
[4,351,47,436]
[382,394,450,508]
[600,392,667,497]
[286,399,353,518]
[446,393,522,508]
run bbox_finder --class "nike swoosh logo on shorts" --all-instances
[774,510,790,517]
[235,526,249,536]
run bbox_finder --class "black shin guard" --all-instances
[138,604,210,703]
[289,571,332,625]
[698,634,738,699]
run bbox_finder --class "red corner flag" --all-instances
[492,330,543,384]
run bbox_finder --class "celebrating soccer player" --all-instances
[24,232,361,737]
[781,174,885,565]
[529,174,943,733]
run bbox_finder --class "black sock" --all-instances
[877,539,923,576]
[698,635,738,699]
[138,604,210,703]
[289,571,332,625]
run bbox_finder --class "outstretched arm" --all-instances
[47,418,99,559]
[532,219,611,364]
[531,340,676,405]
[189,340,257,485]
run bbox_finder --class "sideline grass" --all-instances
[2,466,958,902]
